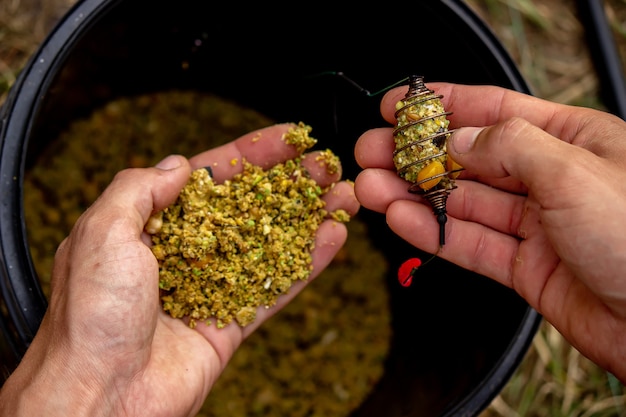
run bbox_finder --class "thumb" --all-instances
[151,154,193,212]
[446,117,570,192]
[80,154,192,240]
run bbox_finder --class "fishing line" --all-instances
[304,71,409,97]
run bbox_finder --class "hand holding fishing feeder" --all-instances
[393,75,463,247]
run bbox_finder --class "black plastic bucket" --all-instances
[0,1,542,415]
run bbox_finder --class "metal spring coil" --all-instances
[392,75,463,246]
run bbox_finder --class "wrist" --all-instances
[0,336,119,417]
[0,364,115,417]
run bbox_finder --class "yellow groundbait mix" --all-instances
[148,123,350,328]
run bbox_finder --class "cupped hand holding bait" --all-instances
[354,83,626,383]
[0,123,360,417]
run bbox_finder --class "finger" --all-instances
[300,150,342,188]
[354,168,421,213]
[354,127,396,170]
[189,123,304,182]
[78,156,192,240]
[321,181,360,217]
[380,82,570,134]
[430,82,626,152]
[355,165,526,237]
[385,199,519,288]
[428,83,555,130]
[381,82,626,154]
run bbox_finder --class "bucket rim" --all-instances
[0,1,543,416]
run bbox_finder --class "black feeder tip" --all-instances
[437,212,448,247]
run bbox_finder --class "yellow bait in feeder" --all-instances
[447,155,463,179]
[417,161,444,190]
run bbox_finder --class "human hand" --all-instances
[0,123,359,417]
[354,82,626,383]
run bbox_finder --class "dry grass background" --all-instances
[1,0,625,416]
[0,0,74,100]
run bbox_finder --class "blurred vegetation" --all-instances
[1,0,625,416]
[466,0,626,110]
[0,0,74,103]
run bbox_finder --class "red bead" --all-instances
[398,258,422,287]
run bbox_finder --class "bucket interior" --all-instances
[2,1,541,415]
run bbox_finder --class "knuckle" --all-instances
[498,117,534,142]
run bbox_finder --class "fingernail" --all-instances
[449,127,483,154]
[155,155,182,170]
